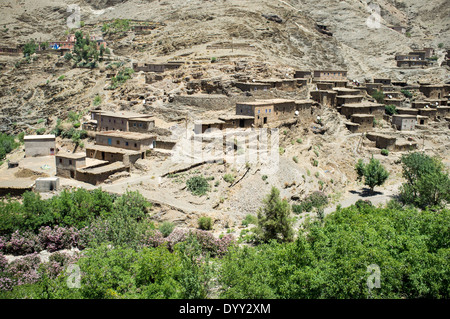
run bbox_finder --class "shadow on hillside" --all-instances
[349,188,383,197]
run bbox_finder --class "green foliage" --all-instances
[36,128,46,135]
[293,156,299,163]
[186,176,210,196]
[223,174,235,184]
[23,40,37,57]
[385,104,397,116]
[313,159,318,167]
[241,214,258,227]
[93,95,102,106]
[102,19,131,34]
[211,57,217,63]
[219,205,450,299]
[109,68,134,89]
[371,90,385,104]
[355,157,389,192]
[438,43,444,49]
[381,149,389,156]
[0,133,19,160]
[159,221,175,237]
[256,187,294,243]
[278,147,285,155]
[401,89,413,98]
[68,31,100,68]
[261,175,268,181]
[198,217,213,231]
[57,75,65,81]
[0,189,153,236]
[399,152,450,209]
[406,31,411,37]
[292,191,328,214]
[296,138,302,144]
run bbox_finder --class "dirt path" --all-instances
[324,181,402,215]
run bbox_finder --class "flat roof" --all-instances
[218,115,255,120]
[129,117,156,122]
[96,131,156,140]
[55,152,86,159]
[24,134,55,140]
[86,144,143,155]
[91,110,153,119]
[77,161,126,174]
[341,102,384,108]
[314,70,347,73]
[194,119,225,125]
[332,88,360,92]
[351,114,374,118]
[393,114,417,118]
[337,95,364,98]
[295,99,314,104]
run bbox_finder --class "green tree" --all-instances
[371,90,385,104]
[355,157,389,193]
[385,104,397,116]
[256,187,294,243]
[23,40,38,57]
[68,31,100,68]
[399,152,450,208]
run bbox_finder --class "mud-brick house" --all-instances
[350,114,374,132]
[90,110,154,132]
[374,78,391,86]
[55,152,86,179]
[24,135,56,157]
[132,62,183,73]
[76,162,128,186]
[383,98,404,107]
[336,95,364,107]
[366,133,397,150]
[194,119,226,134]
[388,25,407,34]
[416,115,429,126]
[235,82,271,92]
[95,131,156,151]
[418,108,437,120]
[310,90,337,107]
[365,83,383,95]
[396,108,419,116]
[236,100,274,127]
[340,102,385,120]
[86,145,144,165]
[392,114,417,131]
[436,107,450,120]
[128,117,156,133]
[294,71,312,82]
[313,70,347,81]
[218,115,255,129]
[419,84,446,99]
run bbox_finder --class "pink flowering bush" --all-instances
[3,230,42,255]
[0,253,7,272]
[6,253,41,286]
[0,236,6,252]
[37,226,79,252]
[143,228,234,257]
[39,251,81,279]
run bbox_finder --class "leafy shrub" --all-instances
[261,175,268,181]
[355,157,389,193]
[241,214,258,227]
[401,89,413,98]
[385,104,397,116]
[381,149,389,156]
[58,75,65,81]
[186,176,210,196]
[438,43,444,49]
[223,174,235,184]
[159,222,175,238]
[198,217,213,231]
[398,152,450,209]
[0,133,19,160]
[293,156,299,163]
[256,187,293,243]
[371,90,385,104]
